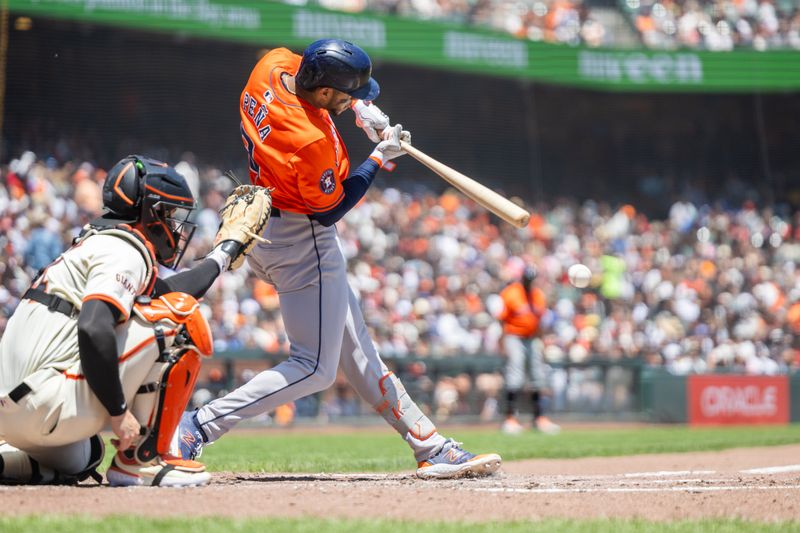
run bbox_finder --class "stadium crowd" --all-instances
[2,153,800,416]
[626,0,800,50]
[293,0,800,50]
[300,0,613,46]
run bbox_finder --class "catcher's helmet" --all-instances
[296,39,380,101]
[100,155,197,269]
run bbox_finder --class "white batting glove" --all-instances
[352,100,390,143]
[369,124,409,168]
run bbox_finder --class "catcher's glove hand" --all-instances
[213,184,272,270]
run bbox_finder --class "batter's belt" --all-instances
[269,208,315,220]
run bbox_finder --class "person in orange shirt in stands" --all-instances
[495,266,560,435]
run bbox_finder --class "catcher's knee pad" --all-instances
[1,441,52,484]
[130,292,212,464]
[0,440,94,485]
[0,436,104,485]
[374,372,436,441]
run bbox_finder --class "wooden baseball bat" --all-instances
[399,141,530,228]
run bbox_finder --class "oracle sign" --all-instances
[688,375,789,425]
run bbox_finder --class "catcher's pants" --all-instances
[503,334,547,391]
[0,301,166,478]
[195,211,446,461]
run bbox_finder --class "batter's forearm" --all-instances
[78,300,127,417]
[311,159,380,227]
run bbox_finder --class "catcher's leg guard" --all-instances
[374,372,437,442]
[129,292,212,464]
[133,348,203,464]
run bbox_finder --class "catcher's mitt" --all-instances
[214,184,272,270]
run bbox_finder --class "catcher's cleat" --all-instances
[416,439,502,480]
[177,410,206,460]
[106,450,210,487]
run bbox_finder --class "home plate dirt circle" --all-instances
[1,444,799,522]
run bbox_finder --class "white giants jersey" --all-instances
[37,231,153,320]
[0,229,155,386]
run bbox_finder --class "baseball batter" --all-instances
[0,155,268,486]
[177,39,502,479]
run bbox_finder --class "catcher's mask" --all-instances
[100,155,197,269]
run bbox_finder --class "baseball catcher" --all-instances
[0,155,271,486]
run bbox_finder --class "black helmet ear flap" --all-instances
[102,156,144,221]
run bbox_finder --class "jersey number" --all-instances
[240,122,260,177]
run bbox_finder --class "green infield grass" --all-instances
[101,423,800,473]
[1,516,799,533]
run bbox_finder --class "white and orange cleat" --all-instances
[501,415,525,435]
[106,450,210,487]
[416,439,502,479]
[534,416,561,435]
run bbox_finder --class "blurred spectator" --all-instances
[23,208,63,272]
[301,0,612,47]
[622,0,800,50]
[290,0,798,50]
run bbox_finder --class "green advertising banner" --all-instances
[9,0,800,92]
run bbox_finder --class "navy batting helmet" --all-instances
[100,155,197,268]
[296,39,380,101]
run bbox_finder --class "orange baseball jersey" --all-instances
[239,48,350,214]
[498,282,546,338]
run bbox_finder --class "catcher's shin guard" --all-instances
[374,372,436,441]
[129,292,212,464]
[134,347,204,463]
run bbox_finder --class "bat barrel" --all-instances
[400,141,531,228]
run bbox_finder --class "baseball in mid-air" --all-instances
[568,263,592,288]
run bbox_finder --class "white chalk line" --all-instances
[623,465,800,477]
[469,464,800,495]
[473,485,800,495]
[624,470,716,477]
[740,464,800,474]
